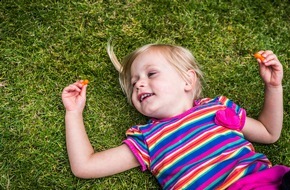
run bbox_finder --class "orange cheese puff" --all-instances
[81,79,89,85]
[254,53,265,61]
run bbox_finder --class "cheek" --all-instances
[155,78,183,92]
[152,78,171,90]
[131,91,139,105]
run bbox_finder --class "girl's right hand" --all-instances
[62,81,87,112]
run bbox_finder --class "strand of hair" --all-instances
[107,38,122,73]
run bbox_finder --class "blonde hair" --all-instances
[107,43,203,104]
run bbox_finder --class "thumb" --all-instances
[81,84,87,98]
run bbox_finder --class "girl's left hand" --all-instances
[256,50,283,87]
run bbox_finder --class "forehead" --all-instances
[131,49,169,71]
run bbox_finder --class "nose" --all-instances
[135,78,146,90]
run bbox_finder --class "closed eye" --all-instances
[132,81,137,87]
[148,72,157,77]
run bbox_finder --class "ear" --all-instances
[184,70,197,92]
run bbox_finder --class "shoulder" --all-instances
[125,122,154,136]
[194,96,230,106]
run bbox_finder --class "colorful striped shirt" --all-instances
[123,96,271,189]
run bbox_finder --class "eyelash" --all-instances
[148,72,156,77]
[132,81,137,87]
[131,71,157,87]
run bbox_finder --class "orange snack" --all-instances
[81,79,89,85]
[254,53,265,61]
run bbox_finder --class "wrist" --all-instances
[65,110,83,117]
[65,111,84,129]
[264,85,283,98]
[265,84,283,92]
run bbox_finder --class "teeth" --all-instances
[140,93,153,102]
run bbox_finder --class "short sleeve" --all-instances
[214,96,247,131]
[123,126,150,171]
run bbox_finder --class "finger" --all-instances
[263,54,277,64]
[80,83,87,97]
[263,60,283,72]
[257,61,266,72]
[64,84,81,94]
[263,50,274,55]
[257,50,274,57]
[257,50,265,56]
[74,80,84,88]
[258,50,273,57]
[255,51,266,62]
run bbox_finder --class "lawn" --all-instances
[0,0,290,189]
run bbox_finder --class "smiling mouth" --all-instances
[139,93,154,102]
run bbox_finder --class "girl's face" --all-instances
[130,50,194,119]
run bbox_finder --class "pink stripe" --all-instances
[240,109,246,129]
[151,121,213,161]
[153,126,227,172]
[198,153,270,189]
[167,135,246,176]
[123,140,147,171]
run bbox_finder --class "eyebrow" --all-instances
[130,64,157,79]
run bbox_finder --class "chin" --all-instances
[141,110,157,118]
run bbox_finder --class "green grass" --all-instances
[1,0,290,189]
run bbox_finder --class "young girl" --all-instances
[62,44,289,189]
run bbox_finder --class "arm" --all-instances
[242,50,283,144]
[62,81,140,178]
